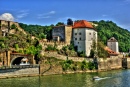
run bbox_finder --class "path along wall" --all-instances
[0,65,39,77]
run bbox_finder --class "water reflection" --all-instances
[0,70,130,87]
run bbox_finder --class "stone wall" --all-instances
[122,58,130,69]
[44,51,88,62]
[65,26,72,45]
[0,20,27,36]
[0,66,39,77]
[39,40,68,50]
[98,56,122,71]
[44,52,122,71]
[39,64,62,75]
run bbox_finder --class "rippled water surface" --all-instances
[0,69,130,87]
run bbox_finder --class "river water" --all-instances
[0,69,130,87]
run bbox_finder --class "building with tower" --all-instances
[72,20,97,57]
[107,37,119,53]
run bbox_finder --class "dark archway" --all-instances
[11,57,24,65]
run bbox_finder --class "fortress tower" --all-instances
[107,37,119,53]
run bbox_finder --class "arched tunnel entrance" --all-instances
[11,57,24,65]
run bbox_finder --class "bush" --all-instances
[81,60,88,70]
[62,59,74,71]
[77,51,86,57]
[11,24,17,29]
[80,60,96,70]
[45,45,57,51]
[88,61,95,70]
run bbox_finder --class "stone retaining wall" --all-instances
[98,56,122,71]
[44,51,92,62]
[0,66,39,77]
[122,58,130,69]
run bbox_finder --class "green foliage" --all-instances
[55,22,64,26]
[89,49,95,58]
[14,44,19,50]
[93,20,130,52]
[38,33,46,39]
[11,24,17,29]
[25,45,42,55]
[45,45,57,51]
[58,44,77,56]
[81,60,95,70]
[81,60,88,70]
[67,18,73,25]
[87,61,95,70]
[77,51,86,57]
[19,23,53,40]
[97,42,108,58]
[62,59,74,71]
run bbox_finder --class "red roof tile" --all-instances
[73,20,94,29]
[104,46,119,55]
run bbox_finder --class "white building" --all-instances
[73,20,97,57]
[107,37,119,53]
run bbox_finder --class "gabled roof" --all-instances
[73,20,94,29]
[108,37,118,42]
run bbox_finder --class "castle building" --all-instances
[107,37,119,53]
[0,20,26,37]
[52,25,72,45]
[0,20,19,37]
[72,20,97,57]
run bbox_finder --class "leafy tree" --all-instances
[55,22,64,26]
[93,20,130,52]
[67,18,73,25]
[11,24,17,29]
[38,33,46,39]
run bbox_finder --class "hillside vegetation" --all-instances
[93,20,130,52]
[19,20,130,52]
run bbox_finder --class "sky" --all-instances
[0,0,130,30]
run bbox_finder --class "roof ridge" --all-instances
[73,20,94,29]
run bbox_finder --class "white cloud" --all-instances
[17,13,28,19]
[16,10,29,19]
[37,11,56,19]
[0,13,15,21]
[102,14,108,17]
[49,11,55,14]
[38,16,51,19]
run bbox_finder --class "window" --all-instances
[79,37,81,40]
[78,42,79,44]
[75,33,77,35]
[89,33,91,35]
[79,32,81,35]
[75,38,77,40]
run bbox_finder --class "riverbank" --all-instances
[0,70,97,79]
[0,68,123,79]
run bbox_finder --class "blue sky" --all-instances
[0,0,130,30]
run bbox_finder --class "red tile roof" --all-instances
[73,20,94,29]
[104,46,119,56]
